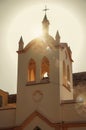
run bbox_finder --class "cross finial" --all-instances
[43,5,49,15]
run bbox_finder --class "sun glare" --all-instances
[33,27,42,38]
[6,3,84,72]
[1,2,85,93]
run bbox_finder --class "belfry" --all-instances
[16,7,73,129]
[0,7,86,130]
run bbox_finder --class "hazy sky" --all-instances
[0,0,86,94]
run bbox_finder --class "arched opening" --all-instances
[28,59,36,82]
[67,65,71,87]
[33,126,41,130]
[41,56,49,80]
[63,61,67,86]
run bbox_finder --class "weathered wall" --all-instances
[0,108,16,128]
[61,103,86,122]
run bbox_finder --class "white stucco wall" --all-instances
[16,42,62,125]
[0,108,16,128]
[16,82,61,125]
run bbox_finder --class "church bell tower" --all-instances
[16,8,73,130]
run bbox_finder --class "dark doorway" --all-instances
[0,96,2,107]
[33,126,41,130]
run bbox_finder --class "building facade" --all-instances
[0,12,86,130]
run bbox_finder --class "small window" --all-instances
[67,65,70,82]
[28,59,36,82]
[67,65,71,88]
[41,56,49,80]
[63,61,67,86]
[63,62,71,91]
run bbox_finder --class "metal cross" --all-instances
[43,5,49,14]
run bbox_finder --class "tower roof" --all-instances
[18,36,24,51]
[42,6,50,25]
[19,36,24,45]
[42,14,50,25]
[42,6,50,36]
